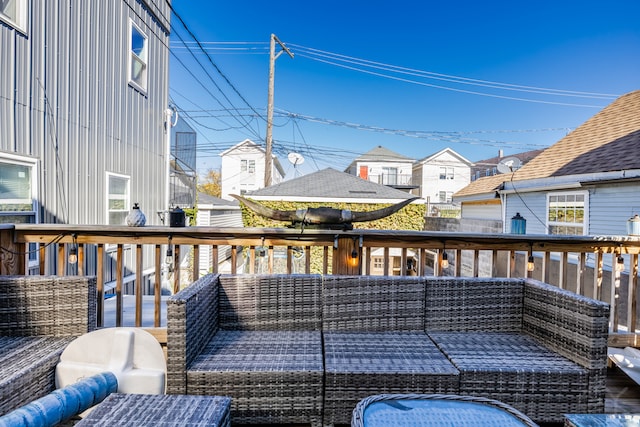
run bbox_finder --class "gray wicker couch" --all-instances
[0,275,97,416]
[167,274,324,427]
[167,274,609,426]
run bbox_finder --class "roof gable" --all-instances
[355,145,415,162]
[416,147,473,166]
[247,168,414,201]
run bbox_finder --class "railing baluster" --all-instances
[97,244,105,327]
[543,251,551,283]
[174,245,181,292]
[323,246,329,275]
[577,252,586,295]
[595,250,604,301]
[630,253,639,333]
[473,250,479,277]
[78,244,84,276]
[268,246,274,274]
[116,244,123,327]
[305,246,311,274]
[211,245,218,274]
[249,245,256,274]
[612,252,620,332]
[154,245,161,328]
[383,247,390,276]
[58,244,65,276]
[39,243,45,275]
[192,245,200,281]
[287,246,293,274]
[135,244,143,327]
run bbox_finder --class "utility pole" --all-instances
[265,34,293,187]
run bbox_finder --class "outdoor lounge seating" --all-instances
[166,273,610,426]
[0,276,97,416]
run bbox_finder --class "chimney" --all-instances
[498,149,504,158]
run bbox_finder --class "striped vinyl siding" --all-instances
[504,192,548,234]
[1,0,170,275]
[196,207,243,275]
[588,183,640,235]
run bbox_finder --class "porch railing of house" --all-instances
[1,224,639,346]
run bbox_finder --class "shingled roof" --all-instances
[354,145,415,162]
[455,90,640,199]
[246,168,415,201]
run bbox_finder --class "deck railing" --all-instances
[1,224,639,345]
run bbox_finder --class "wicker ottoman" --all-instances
[75,394,231,426]
[323,332,459,426]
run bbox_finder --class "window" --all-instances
[0,155,37,224]
[129,20,148,91]
[107,173,130,225]
[381,167,398,185]
[0,0,28,32]
[438,191,453,203]
[241,159,255,174]
[547,192,588,235]
[439,167,454,180]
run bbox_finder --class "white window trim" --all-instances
[128,19,148,93]
[546,190,589,235]
[106,172,130,225]
[0,152,39,220]
[0,0,28,34]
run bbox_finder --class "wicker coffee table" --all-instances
[75,393,231,426]
[352,394,539,427]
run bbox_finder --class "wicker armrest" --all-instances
[523,278,610,414]
[0,275,97,337]
[523,278,610,369]
[166,273,220,394]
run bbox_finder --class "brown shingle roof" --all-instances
[455,90,640,199]
[454,174,507,198]
[512,90,640,181]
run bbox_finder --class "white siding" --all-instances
[588,182,640,235]
[461,203,502,221]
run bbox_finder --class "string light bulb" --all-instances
[616,255,625,272]
[68,234,78,265]
[440,251,449,269]
[348,237,359,268]
[527,255,535,272]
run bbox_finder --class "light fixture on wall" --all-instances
[68,234,78,265]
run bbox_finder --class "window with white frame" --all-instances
[439,167,454,180]
[129,20,148,91]
[547,192,588,235]
[0,0,28,32]
[241,159,255,174]
[107,173,130,225]
[438,191,453,203]
[0,155,37,224]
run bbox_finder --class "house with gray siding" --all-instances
[456,90,640,237]
[453,90,640,277]
[0,1,172,281]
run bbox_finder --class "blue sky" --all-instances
[168,1,640,179]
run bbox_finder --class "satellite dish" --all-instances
[496,156,522,174]
[287,152,305,166]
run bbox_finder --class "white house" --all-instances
[220,139,285,200]
[413,148,473,204]
[344,145,417,191]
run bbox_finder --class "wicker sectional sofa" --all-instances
[167,273,609,426]
[0,276,97,416]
